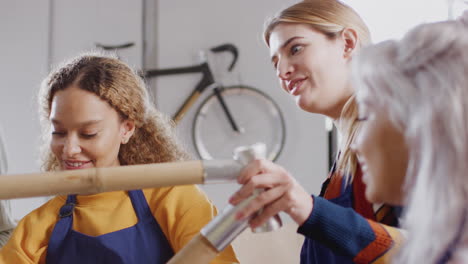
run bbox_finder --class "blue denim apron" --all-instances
[46,190,174,264]
[300,177,355,264]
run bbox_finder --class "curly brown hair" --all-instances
[39,52,190,171]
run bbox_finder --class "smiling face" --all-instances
[352,105,408,205]
[268,23,355,119]
[49,85,134,170]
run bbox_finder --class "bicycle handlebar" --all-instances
[210,44,238,72]
[95,42,135,50]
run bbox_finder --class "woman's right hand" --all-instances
[228,159,313,228]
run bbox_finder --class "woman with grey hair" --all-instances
[352,12,468,264]
[0,128,16,247]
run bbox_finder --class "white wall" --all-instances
[50,0,143,68]
[347,0,449,43]
[0,0,50,220]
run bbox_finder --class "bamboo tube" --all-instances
[165,194,254,264]
[0,161,204,199]
[167,234,219,264]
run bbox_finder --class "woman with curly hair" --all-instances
[0,53,238,264]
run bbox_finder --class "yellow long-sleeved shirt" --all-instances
[0,185,238,264]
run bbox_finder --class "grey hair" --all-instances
[352,13,468,264]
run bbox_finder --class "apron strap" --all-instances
[46,195,77,264]
[128,190,154,221]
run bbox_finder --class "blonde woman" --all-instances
[352,12,468,264]
[0,53,238,263]
[229,1,402,263]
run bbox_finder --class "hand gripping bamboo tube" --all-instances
[233,143,282,233]
[0,160,243,200]
[167,143,282,264]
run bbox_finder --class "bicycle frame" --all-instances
[144,62,215,123]
[143,43,240,128]
[97,42,285,161]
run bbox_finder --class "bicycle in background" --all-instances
[96,43,286,161]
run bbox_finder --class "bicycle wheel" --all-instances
[192,85,286,161]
